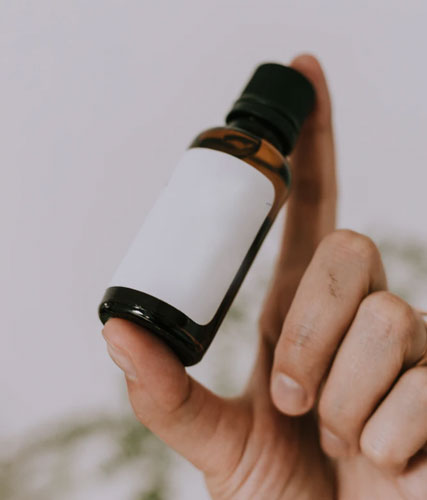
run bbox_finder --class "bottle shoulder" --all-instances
[189,125,291,195]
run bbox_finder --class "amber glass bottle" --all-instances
[98,63,315,365]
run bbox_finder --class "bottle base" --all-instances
[98,287,207,366]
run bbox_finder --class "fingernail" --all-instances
[105,341,137,382]
[320,427,349,457]
[272,373,308,414]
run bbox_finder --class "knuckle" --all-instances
[131,400,150,426]
[131,377,194,418]
[317,391,354,442]
[279,322,322,358]
[360,431,398,469]
[361,291,416,341]
[317,394,337,429]
[320,229,379,263]
[401,367,427,405]
[273,323,322,400]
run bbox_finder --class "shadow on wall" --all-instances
[2,232,427,500]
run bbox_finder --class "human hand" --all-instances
[102,54,427,500]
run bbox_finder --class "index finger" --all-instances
[259,54,337,344]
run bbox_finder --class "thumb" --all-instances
[258,54,337,343]
[102,318,250,476]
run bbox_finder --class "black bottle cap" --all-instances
[225,62,315,155]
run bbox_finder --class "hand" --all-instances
[102,54,427,500]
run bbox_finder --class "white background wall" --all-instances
[1,1,427,498]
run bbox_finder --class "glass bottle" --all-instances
[98,63,315,365]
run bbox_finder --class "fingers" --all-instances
[102,318,250,476]
[318,293,427,456]
[396,447,427,500]
[270,226,427,479]
[258,54,337,344]
[360,365,427,474]
[271,230,387,415]
[283,54,337,265]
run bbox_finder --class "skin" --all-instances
[102,54,427,499]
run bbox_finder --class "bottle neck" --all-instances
[226,115,290,156]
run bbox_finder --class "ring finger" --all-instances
[318,291,427,457]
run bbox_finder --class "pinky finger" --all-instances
[360,365,427,474]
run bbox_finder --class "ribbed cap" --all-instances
[225,62,315,154]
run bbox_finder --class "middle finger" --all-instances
[270,229,387,415]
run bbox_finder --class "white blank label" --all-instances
[110,147,275,325]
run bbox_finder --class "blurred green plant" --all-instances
[377,235,427,304]
[0,414,170,500]
[1,234,426,499]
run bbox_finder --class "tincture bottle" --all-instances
[98,62,315,366]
